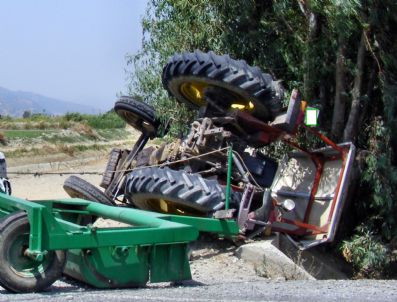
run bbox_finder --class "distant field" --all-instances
[0,112,136,159]
[0,111,125,129]
[2,128,129,142]
[2,129,57,139]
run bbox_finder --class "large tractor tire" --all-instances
[162,50,283,121]
[63,176,115,206]
[114,96,159,137]
[0,212,66,293]
[124,167,237,216]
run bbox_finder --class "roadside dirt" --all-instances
[10,155,107,200]
[188,235,264,284]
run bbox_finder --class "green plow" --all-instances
[0,192,238,293]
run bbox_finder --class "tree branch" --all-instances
[297,0,308,17]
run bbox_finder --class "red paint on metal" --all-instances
[281,218,327,233]
[303,155,324,223]
[327,147,348,223]
[303,125,345,154]
[235,110,283,143]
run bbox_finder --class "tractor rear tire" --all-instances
[124,167,237,215]
[63,176,115,206]
[162,50,283,121]
[114,96,159,137]
[0,212,66,293]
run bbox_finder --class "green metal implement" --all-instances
[0,192,239,290]
[225,145,233,210]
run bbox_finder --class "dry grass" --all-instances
[71,123,99,139]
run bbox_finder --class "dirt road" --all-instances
[9,155,106,200]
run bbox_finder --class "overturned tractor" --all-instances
[0,50,356,293]
[66,50,355,249]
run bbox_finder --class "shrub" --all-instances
[85,111,126,129]
[342,118,397,277]
[341,225,392,278]
[64,112,84,122]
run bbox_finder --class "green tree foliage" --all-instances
[127,0,225,135]
[22,110,31,119]
[127,0,397,277]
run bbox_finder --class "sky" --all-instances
[0,0,148,111]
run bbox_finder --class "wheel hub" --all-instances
[179,81,254,111]
[8,232,51,278]
[118,109,156,134]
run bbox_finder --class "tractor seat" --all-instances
[270,89,303,134]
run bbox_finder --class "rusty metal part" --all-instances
[185,118,231,153]
[105,132,149,198]
[197,118,212,146]
[149,140,182,165]
[234,110,284,146]
[135,146,157,167]
[213,209,236,219]
[237,184,255,232]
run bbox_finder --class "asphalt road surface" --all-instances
[1,279,397,302]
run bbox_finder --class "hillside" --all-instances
[0,86,100,117]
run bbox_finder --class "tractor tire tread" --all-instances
[124,167,238,214]
[63,176,115,206]
[162,50,283,120]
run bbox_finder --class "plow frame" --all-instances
[0,193,238,289]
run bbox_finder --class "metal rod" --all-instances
[232,153,250,183]
[105,132,149,198]
[225,146,233,210]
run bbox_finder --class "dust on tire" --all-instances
[124,166,239,215]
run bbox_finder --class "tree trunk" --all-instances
[331,37,348,141]
[298,0,319,102]
[343,32,367,142]
[358,64,377,131]
[303,11,318,102]
[319,83,328,129]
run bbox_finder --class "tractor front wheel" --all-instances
[114,96,159,138]
[63,176,115,206]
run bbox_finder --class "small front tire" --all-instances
[114,96,159,137]
[63,176,115,206]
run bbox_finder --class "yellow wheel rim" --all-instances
[143,198,203,216]
[179,81,254,110]
[180,82,208,106]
